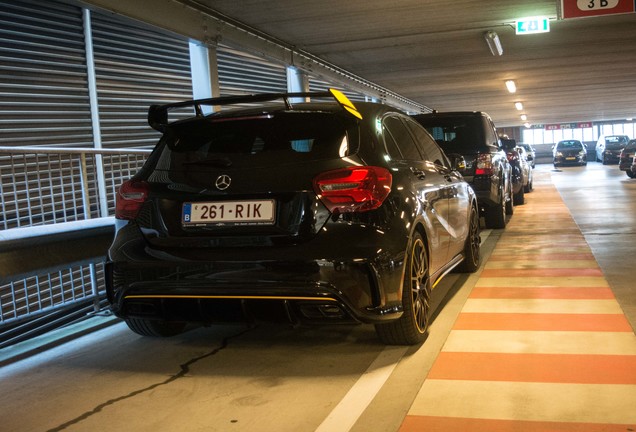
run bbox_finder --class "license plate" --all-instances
[566,157,576,160]
[183,200,275,225]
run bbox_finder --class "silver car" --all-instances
[516,146,533,192]
[519,143,536,168]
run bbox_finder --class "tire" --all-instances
[375,232,430,345]
[125,317,187,337]
[456,205,481,273]
[485,200,506,229]
[524,174,533,193]
[505,181,514,216]
[514,184,525,205]
[627,170,636,179]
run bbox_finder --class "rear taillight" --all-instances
[313,166,392,213]
[475,153,494,175]
[115,179,149,220]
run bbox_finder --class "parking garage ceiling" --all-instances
[85,0,636,128]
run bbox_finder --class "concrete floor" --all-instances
[549,162,636,331]
[0,162,634,432]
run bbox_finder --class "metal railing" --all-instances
[0,146,151,345]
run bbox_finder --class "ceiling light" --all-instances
[505,80,517,93]
[515,102,524,110]
[484,31,503,56]
[520,114,527,121]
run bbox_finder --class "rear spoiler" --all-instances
[148,88,362,132]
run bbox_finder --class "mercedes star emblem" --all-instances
[215,174,231,190]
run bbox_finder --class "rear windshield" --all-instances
[154,112,357,170]
[557,140,583,149]
[417,117,485,153]
[604,136,629,149]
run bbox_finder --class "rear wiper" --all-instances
[182,157,232,167]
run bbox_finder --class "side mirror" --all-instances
[447,153,466,172]
[501,138,516,151]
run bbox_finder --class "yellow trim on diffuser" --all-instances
[124,294,338,302]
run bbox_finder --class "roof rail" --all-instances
[148,88,362,132]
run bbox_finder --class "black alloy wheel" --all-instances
[375,232,430,345]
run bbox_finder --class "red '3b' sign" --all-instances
[560,0,636,18]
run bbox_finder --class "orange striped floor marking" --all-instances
[479,268,604,277]
[453,313,633,332]
[400,416,635,432]
[399,172,636,430]
[488,253,596,261]
[428,352,636,384]
[470,287,616,299]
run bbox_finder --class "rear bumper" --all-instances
[602,152,621,163]
[468,175,498,208]
[106,220,410,325]
[106,257,405,325]
[554,155,586,166]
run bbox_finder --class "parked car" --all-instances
[631,154,636,179]
[516,145,533,192]
[518,143,536,168]
[553,139,587,167]
[619,139,636,177]
[412,111,513,229]
[596,135,630,164]
[501,139,525,205]
[106,89,482,346]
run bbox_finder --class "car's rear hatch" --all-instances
[135,111,361,248]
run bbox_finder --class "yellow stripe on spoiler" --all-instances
[329,88,363,119]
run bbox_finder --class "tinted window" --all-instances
[404,118,448,167]
[557,140,583,150]
[416,116,485,153]
[155,113,357,169]
[383,116,423,161]
[383,126,404,160]
[483,117,500,148]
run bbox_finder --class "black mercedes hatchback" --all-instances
[106,90,480,345]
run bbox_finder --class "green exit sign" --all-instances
[516,17,550,35]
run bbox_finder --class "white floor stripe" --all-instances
[314,346,408,432]
[463,298,623,314]
[409,380,636,424]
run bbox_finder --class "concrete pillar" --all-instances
[287,66,309,102]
